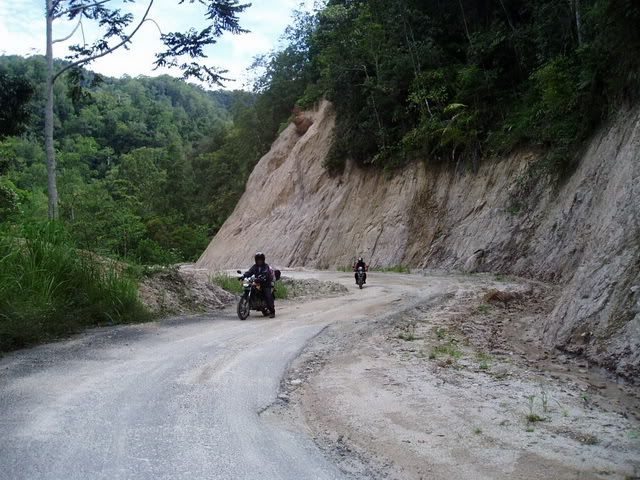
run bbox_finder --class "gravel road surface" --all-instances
[0,271,447,480]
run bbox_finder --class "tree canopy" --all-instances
[254,0,640,174]
[0,55,256,263]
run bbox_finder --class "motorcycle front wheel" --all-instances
[237,296,250,320]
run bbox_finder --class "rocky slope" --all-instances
[197,100,640,379]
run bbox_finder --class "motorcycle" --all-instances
[236,270,272,320]
[356,266,366,289]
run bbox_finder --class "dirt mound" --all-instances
[279,276,348,299]
[139,265,234,315]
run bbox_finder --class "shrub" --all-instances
[134,238,180,265]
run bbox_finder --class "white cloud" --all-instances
[0,0,315,89]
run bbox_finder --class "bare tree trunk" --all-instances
[45,0,59,220]
[574,0,583,46]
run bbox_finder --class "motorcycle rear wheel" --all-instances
[237,297,250,320]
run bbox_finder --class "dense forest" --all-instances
[0,55,269,263]
[259,0,640,173]
[1,0,638,348]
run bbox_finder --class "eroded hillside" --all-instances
[197,100,639,379]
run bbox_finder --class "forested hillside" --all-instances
[258,0,640,173]
[0,55,271,263]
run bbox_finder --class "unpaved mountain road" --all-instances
[0,271,457,480]
[0,271,637,480]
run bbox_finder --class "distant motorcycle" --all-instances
[236,270,272,320]
[356,266,366,289]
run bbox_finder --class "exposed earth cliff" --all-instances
[197,100,640,379]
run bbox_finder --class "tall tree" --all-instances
[0,71,34,139]
[44,0,249,219]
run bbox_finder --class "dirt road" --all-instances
[0,272,637,479]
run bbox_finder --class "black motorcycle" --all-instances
[356,266,366,289]
[236,271,271,320]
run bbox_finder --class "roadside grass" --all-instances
[211,272,243,295]
[274,282,289,299]
[211,272,289,299]
[525,394,549,424]
[0,222,150,351]
[526,413,546,423]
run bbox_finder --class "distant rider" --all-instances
[353,257,368,284]
[243,252,276,318]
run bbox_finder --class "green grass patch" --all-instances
[211,272,243,295]
[525,413,546,423]
[432,342,463,359]
[0,222,150,351]
[274,282,289,300]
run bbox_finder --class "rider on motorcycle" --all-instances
[243,252,275,318]
[353,257,368,284]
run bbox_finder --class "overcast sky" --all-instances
[0,0,315,89]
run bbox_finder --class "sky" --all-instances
[0,0,315,89]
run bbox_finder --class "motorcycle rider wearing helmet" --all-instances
[243,252,276,318]
[353,257,368,284]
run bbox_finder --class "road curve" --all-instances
[0,271,457,480]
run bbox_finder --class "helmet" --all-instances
[358,257,363,262]
[255,252,266,263]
